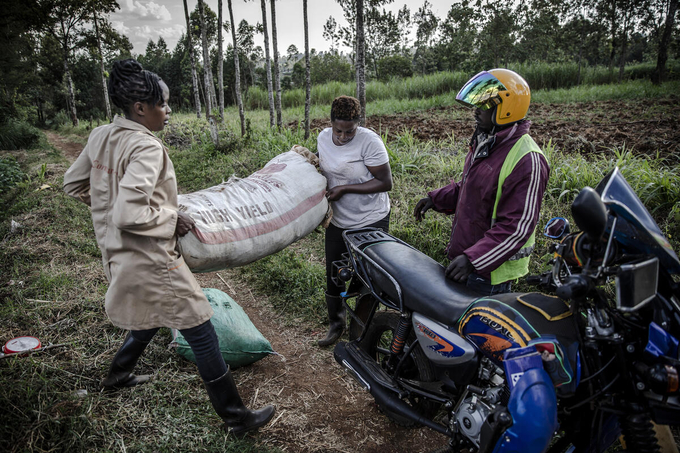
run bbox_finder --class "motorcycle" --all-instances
[332,167,680,452]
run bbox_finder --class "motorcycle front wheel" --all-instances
[359,311,440,426]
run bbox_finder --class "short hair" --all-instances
[330,96,361,122]
[108,59,164,113]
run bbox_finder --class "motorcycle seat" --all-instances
[362,241,481,326]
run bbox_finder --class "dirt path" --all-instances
[44,130,84,163]
[195,270,448,453]
[45,132,449,453]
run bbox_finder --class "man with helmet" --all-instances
[414,69,550,295]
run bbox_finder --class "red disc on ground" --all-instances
[3,336,41,354]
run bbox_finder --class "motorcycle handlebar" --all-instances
[556,275,591,300]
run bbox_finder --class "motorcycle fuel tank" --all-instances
[413,313,477,365]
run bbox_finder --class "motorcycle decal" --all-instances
[469,333,514,358]
[415,322,466,357]
[458,306,532,346]
[462,316,524,362]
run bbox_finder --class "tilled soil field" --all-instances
[305,98,680,163]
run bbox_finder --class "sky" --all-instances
[110,0,458,56]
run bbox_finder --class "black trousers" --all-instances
[131,320,227,382]
[325,212,390,297]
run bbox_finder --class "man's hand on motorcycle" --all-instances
[446,254,474,282]
[175,211,196,237]
[414,196,435,221]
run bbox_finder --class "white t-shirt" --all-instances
[318,126,390,228]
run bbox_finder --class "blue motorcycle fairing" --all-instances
[645,321,680,360]
[492,367,558,453]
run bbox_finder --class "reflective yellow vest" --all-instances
[489,134,545,285]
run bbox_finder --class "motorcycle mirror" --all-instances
[544,217,570,239]
[571,187,608,241]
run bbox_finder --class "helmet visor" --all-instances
[456,71,507,110]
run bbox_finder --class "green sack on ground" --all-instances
[173,288,273,368]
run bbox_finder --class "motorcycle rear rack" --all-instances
[339,227,421,313]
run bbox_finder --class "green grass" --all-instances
[0,149,281,452]
[242,60,679,110]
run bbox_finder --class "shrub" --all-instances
[0,119,43,150]
[47,110,71,130]
[377,55,414,82]
[0,156,25,194]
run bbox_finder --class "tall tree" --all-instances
[218,0,225,119]
[475,0,516,68]
[227,0,246,136]
[36,0,118,126]
[1,0,42,123]
[270,0,282,129]
[303,0,311,139]
[236,20,259,88]
[183,0,202,118]
[413,0,439,74]
[614,0,647,81]
[332,0,395,74]
[91,9,111,121]
[197,0,217,118]
[652,0,678,84]
[356,0,366,125]
[364,7,405,79]
[254,0,275,127]
[438,0,477,72]
[323,17,340,53]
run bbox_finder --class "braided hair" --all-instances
[108,59,164,114]
[330,96,361,122]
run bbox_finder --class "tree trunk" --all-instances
[608,0,617,73]
[63,51,78,127]
[92,11,111,121]
[303,0,310,140]
[198,0,216,119]
[260,0,275,127]
[228,0,246,136]
[652,0,679,85]
[183,0,202,118]
[218,0,224,120]
[577,11,585,86]
[355,0,366,126]
[271,0,282,129]
[618,14,629,83]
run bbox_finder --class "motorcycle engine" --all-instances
[454,361,507,447]
[455,395,493,447]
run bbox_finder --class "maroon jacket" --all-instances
[428,120,550,280]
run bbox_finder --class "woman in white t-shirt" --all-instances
[317,96,393,346]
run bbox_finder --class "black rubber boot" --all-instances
[204,368,276,437]
[317,292,345,347]
[101,332,152,389]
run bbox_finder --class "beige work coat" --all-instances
[63,116,213,330]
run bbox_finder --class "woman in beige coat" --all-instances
[63,59,274,436]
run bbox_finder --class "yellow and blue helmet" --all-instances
[456,69,531,126]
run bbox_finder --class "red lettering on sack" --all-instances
[191,190,326,245]
[255,163,287,175]
[264,201,274,213]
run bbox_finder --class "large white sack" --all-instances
[178,146,330,272]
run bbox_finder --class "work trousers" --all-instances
[131,320,227,382]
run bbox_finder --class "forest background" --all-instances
[1,0,679,133]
